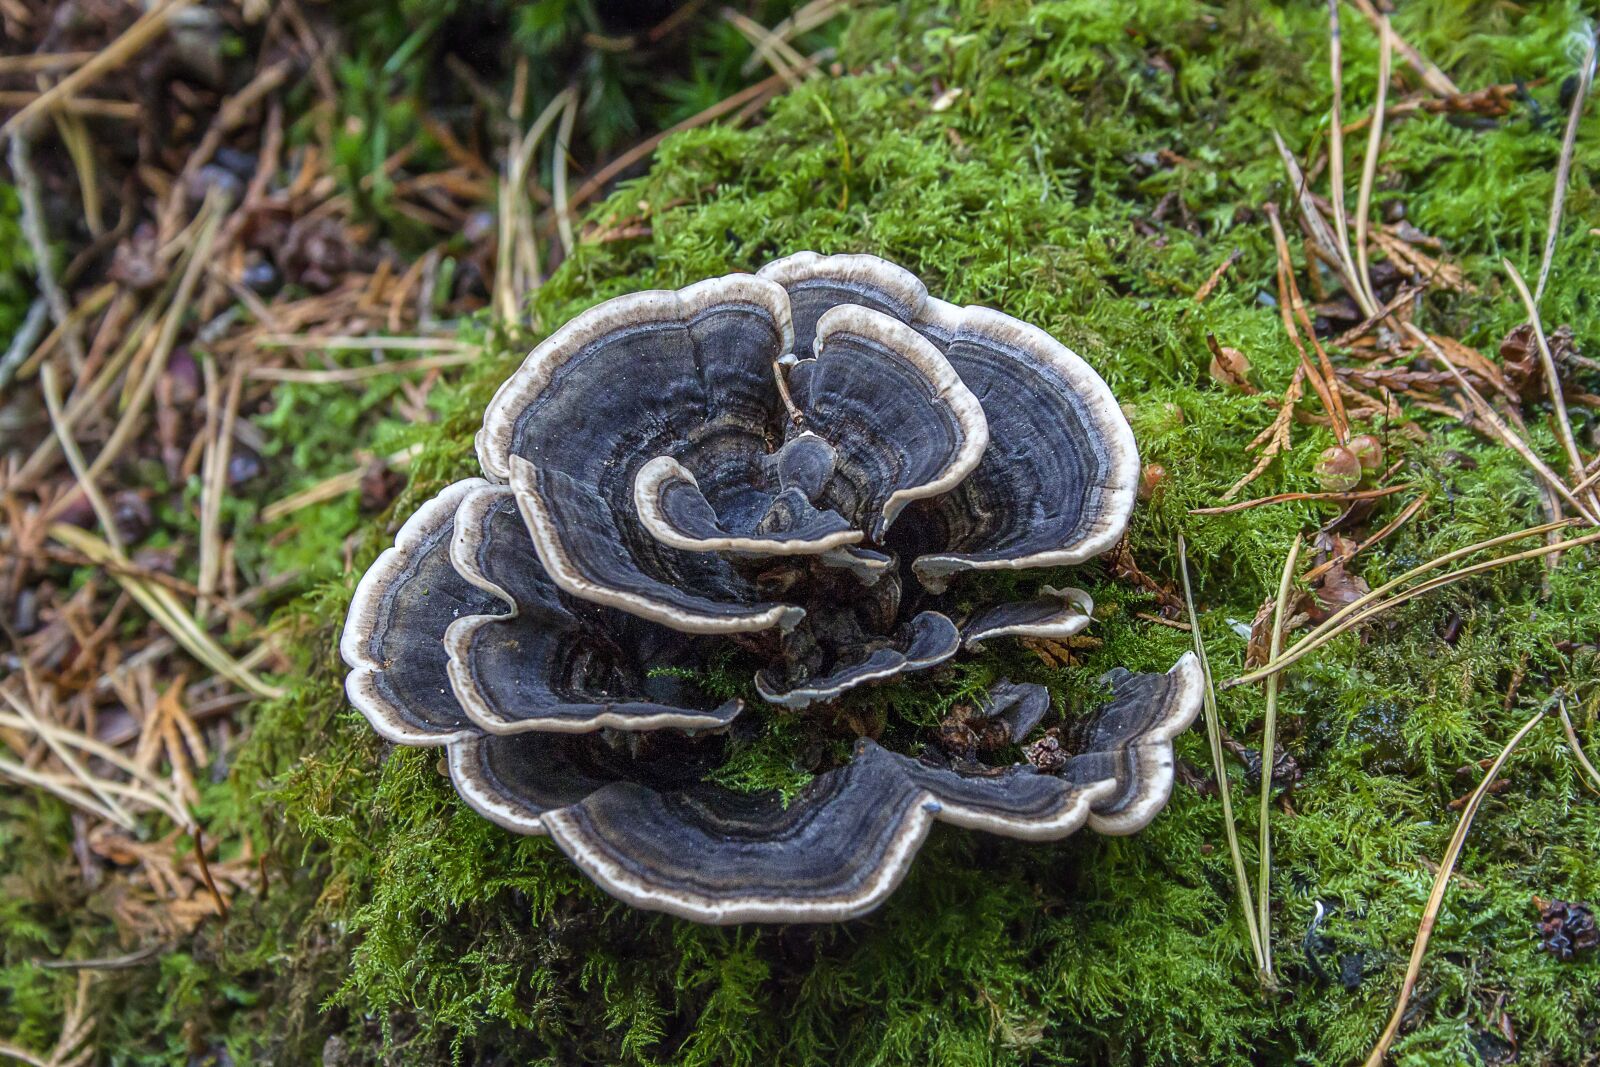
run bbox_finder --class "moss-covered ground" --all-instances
[5,1,1600,1063]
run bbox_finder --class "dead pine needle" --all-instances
[1256,533,1302,985]
[1535,30,1597,304]
[1503,259,1597,517]
[1177,536,1268,980]
[1353,15,1393,316]
[1558,696,1600,796]
[1228,521,1597,689]
[1362,707,1547,1066]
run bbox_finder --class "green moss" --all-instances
[7,0,1600,1062]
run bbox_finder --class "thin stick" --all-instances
[0,0,198,141]
[1229,526,1600,688]
[1354,15,1392,316]
[0,92,141,121]
[34,942,172,971]
[1256,534,1302,983]
[1362,707,1546,1066]
[1559,696,1600,796]
[1178,536,1268,978]
[1536,31,1597,304]
[0,52,96,75]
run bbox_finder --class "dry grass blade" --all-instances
[1256,534,1302,983]
[1362,707,1546,1066]
[739,0,849,75]
[1267,203,1348,441]
[1301,493,1429,584]
[1177,536,1268,979]
[496,87,574,321]
[1559,696,1600,795]
[258,444,420,522]
[39,361,126,556]
[0,680,136,830]
[552,88,580,258]
[1353,14,1392,316]
[9,133,84,367]
[1227,524,1600,689]
[1324,0,1364,312]
[48,524,283,700]
[46,198,225,523]
[0,756,126,828]
[1535,30,1596,303]
[724,7,810,87]
[0,698,190,826]
[0,0,198,141]
[1270,130,1346,275]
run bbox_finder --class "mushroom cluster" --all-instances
[341,253,1202,923]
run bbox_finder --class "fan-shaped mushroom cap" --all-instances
[794,305,988,540]
[631,454,861,557]
[974,680,1053,744]
[452,653,1202,923]
[341,479,495,745]
[754,610,961,709]
[480,277,811,633]
[961,586,1095,648]
[444,482,743,733]
[757,252,1139,591]
[340,480,742,740]
[907,305,1138,589]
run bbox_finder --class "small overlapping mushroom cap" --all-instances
[341,252,1193,924]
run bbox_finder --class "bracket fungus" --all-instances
[341,252,1202,923]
